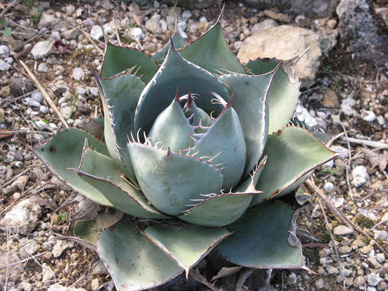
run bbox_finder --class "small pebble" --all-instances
[354,276,366,287]
[362,111,377,122]
[367,273,382,287]
[72,67,85,80]
[40,105,48,114]
[324,182,334,191]
[333,225,354,236]
[351,166,369,187]
[287,272,297,284]
[327,266,339,274]
[31,92,43,103]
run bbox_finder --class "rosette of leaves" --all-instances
[34,12,335,291]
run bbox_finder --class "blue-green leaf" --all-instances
[101,43,158,83]
[217,200,305,269]
[97,221,183,290]
[127,142,223,216]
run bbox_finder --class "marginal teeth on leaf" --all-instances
[210,91,227,106]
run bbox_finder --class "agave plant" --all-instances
[34,11,335,291]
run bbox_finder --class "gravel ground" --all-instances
[0,1,387,290]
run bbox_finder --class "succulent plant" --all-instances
[34,12,336,291]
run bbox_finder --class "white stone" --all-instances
[367,273,382,287]
[88,87,99,96]
[200,16,208,23]
[22,98,40,107]
[287,272,297,284]
[37,63,48,73]
[376,115,385,125]
[251,19,278,35]
[52,240,74,258]
[178,20,187,31]
[40,105,48,114]
[31,92,43,103]
[327,266,339,274]
[374,230,388,241]
[351,166,369,187]
[182,10,192,20]
[376,253,385,263]
[295,104,318,127]
[90,25,103,40]
[42,263,55,282]
[362,110,377,122]
[0,59,11,71]
[72,67,84,80]
[131,27,144,41]
[341,98,356,116]
[324,182,334,191]
[31,40,52,59]
[0,199,41,234]
[333,225,354,235]
[0,45,10,58]
[76,87,86,95]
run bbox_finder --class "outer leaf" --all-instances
[75,209,123,245]
[246,58,300,134]
[127,142,223,216]
[152,32,187,65]
[219,69,277,177]
[75,149,169,219]
[148,97,194,152]
[134,46,230,134]
[181,21,245,74]
[252,126,336,206]
[101,43,158,83]
[178,159,265,227]
[96,72,145,183]
[194,104,246,190]
[97,221,183,291]
[217,200,305,269]
[33,128,112,206]
[143,224,231,276]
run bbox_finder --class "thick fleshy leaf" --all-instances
[152,32,187,65]
[181,21,245,74]
[33,128,112,206]
[219,69,278,176]
[217,200,305,269]
[179,159,265,227]
[179,193,256,227]
[134,46,230,135]
[143,224,231,276]
[96,72,145,183]
[75,149,169,219]
[252,126,336,206]
[128,142,223,216]
[245,58,280,75]
[246,58,300,134]
[194,104,246,190]
[97,221,183,291]
[75,209,123,245]
[101,43,158,83]
[148,97,194,152]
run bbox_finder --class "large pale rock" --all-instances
[238,25,323,85]
[0,199,41,234]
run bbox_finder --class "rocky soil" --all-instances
[0,0,387,290]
